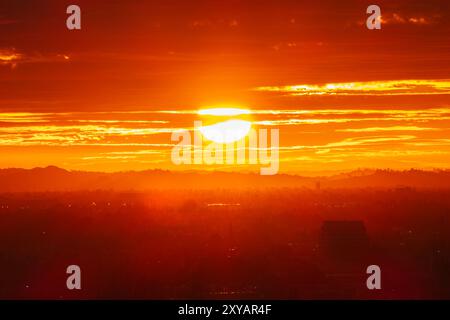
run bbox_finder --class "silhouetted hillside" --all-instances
[325,169,450,189]
[0,166,450,191]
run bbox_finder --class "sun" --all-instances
[197,107,252,143]
[199,119,252,143]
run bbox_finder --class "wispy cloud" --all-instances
[189,19,239,29]
[0,48,71,68]
[255,80,450,96]
[0,123,184,146]
[336,126,440,133]
[380,13,439,25]
[318,135,417,149]
[0,49,23,68]
[254,108,450,126]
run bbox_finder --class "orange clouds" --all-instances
[0,49,22,68]
[336,126,439,133]
[190,19,239,29]
[0,48,70,68]
[255,80,450,96]
[0,106,449,172]
[380,13,438,25]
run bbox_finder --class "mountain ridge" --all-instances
[1,166,450,191]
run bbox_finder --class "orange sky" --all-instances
[0,0,449,174]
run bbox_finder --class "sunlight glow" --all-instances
[199,120,252,143]
[198,108,251,116]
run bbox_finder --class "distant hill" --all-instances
[0,166,450,191]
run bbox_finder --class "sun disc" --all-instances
[199,119,252,143]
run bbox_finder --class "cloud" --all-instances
[0,48,71,68]
[319,135,417,149]
[0,49,23,68]
[0,111,187,146]
[190,19,239,29]
[255,80,450,96]
[0,124,185,146]
[380,13,438,25]
[272,135,417,151]
[336,126,440,133]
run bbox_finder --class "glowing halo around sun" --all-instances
[198,108,251,116]
[197,107,252,143]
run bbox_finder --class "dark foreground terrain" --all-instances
[0,188,449,299]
